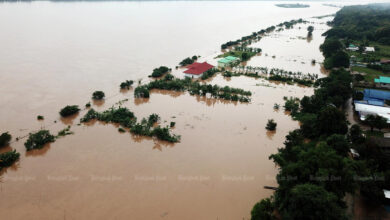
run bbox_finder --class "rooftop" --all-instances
[184,62,214,75]
[374,76,390,84]
[363,89,390,102]
[218,56,239,64]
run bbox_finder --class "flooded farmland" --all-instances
[0,1,355,219]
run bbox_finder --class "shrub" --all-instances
[266,119,277,131]
[37,115,44,120]
[24,130,55,151]
[134,86,150,98]
[148,114,160,125]
[0,150,20,169]
[80,108,99,122]
[0,132,12,147]
[120,80,134,89]
[170,122,176,127]
[150,66,169,78]
[85,102,91,108]
[118,127,126,133]
[59,105,80,117]
[57,126,73,137]
[92,91,105,100]
[152,126,180,142]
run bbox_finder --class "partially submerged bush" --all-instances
[92,91,105,100]
[120,80,134,89]
[151,126,181,142]
[150,66,169,78]
[0,150,20,169]
[57,126,73,137]
[134,86,150,98]
[37,115,44,120]
[24,130,55,151]
[85,102,91,108]
[59,105,80,117]
[0,132,12,147]
[170,122,176,127]
[266,119,277,131]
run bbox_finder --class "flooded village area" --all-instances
[0,1,346,219]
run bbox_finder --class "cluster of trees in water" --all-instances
[80,107,180,143]
[220,19,306,50]
[227,66,318,87]
[251,7,390,218]
[134,74,252,103]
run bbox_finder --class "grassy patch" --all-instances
[351,66,385,82]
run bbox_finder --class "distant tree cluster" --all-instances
[179,56,199,66]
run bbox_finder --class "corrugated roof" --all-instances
[374,76,390,84]
[364,89,390,101]
[184,62,214,75]
[218,56,239,64]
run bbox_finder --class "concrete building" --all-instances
[217,56,240,68]
[183,62,214,79]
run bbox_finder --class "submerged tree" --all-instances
[266,119,277,131]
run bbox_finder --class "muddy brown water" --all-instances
[0,1,352,219]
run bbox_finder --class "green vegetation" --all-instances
[351,66,385,82]
[80,107,180,143]
[251,197,274,220]
[57,126,74,137]
[0,132,12,147]
[120,80,134,89]
[59,105,80,117]
[24,130,56,151]
[85,102,91,108]
[118,127,126,133]
[0,150,20,170]
[200,68,219,80]
[170,122,176,127]
[266,119,277,131]
[92,91,105,100]
[273,103,280,110]
[150,66,169,78]
[37,115,44,120]
[133,75,251,103]
[179,56,198,66]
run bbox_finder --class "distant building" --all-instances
[183,62,214,79]
[375,76,390,89]
[354,89,390,122]
[347,44,359,51]
[365,46,375,52]
[218,56,240,68]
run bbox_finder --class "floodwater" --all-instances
[0,1,355,219]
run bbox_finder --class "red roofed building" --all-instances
[183,62,214,79]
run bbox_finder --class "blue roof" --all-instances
[364,89,390,102]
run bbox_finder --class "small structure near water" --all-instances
[218,56,240,68]
[183,62,214,79]
[375,76,390,89]
[354,89,390,122]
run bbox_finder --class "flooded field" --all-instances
[0,1,352,219]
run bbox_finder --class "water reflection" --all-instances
[60,112,79,125]
[25,143,51,157]
[92,99,105,107]
[266,130,276,140]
